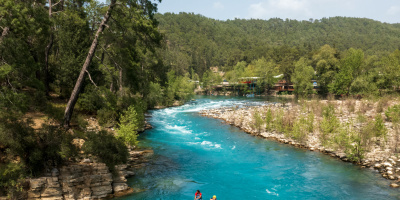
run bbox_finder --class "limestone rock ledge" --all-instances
[24,149,151,200]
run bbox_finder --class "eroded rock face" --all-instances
[25,148,151,200]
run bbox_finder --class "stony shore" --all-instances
[0,116,155,200]
[19,148,154,200]
[199,99,400,188]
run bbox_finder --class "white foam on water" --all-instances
[232,145,236,150]
[266,189,279,196]
[201,141,222,149]
[195,137,201,140]
[164,124,192,134]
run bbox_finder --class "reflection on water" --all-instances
[117,96,399,200]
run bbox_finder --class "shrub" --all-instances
[116,105,140,146]
[77,86,105,113]
[291,115,308,142]
[320,104,340,146]
[0,123,77,197]
[82,131,128,172]
[97,108,118,127]
[0,163,26,199]
[385,105,400,122]
[265,108,273,131]
[376,96,390,113]
[306,111,315,133]
[374,114,387,139]
[273,108,284,132]
[252,110,263,134]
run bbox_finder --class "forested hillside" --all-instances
[157,12,400,77]
[0,1,194,197]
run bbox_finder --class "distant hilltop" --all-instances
[156,12,400,75]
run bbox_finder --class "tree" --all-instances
[312,44,339,94]
[330,48,364,95]
[116,105,139,146]
[63,0,117,127]
[254,57,278,92]
[292,57,315,97]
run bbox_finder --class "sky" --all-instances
[155,0,400,24]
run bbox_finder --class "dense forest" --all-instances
[1,1,400,197]
[158,12,400,76]
[158,13,400,96]
[0,0,194,197]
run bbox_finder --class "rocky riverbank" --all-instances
[200,99,400,188]
[21,148,154,200]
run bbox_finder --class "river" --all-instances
[117,96,399,199]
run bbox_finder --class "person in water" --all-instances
[210,195,217,200]
[194,190,202,200]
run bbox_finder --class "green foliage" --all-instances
[306,111,315,133]
[374,114,387,138]
[265,108,273,131]
[313,45,339,94]
[147,82,164,108]
[273,109,285,132]
[292,57,315,97]
[97,108,118,127]
[291,115,308,142]
[82,131,128,172]
[77,86,117,114]
[0,163,25,198]
[330,48,364,95]
[320,104,340,146]
[0,122,77,174]
[252,110,264,134]
[116,105,140,147]
[385,105,400,123]
[165,70,194,104]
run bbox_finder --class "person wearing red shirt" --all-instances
[194,190,202,200]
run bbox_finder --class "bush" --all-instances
[77,86,105,113]
[83,131,128,172]
[252,110,263,134]
[0,123,77,197]
[385,104,400,122]
[306,111,315,133]
[117,105,140,146]
[0,163,26,199]
[291,115,308,142]
[77,86,117,113]
[97,108,117,127]
[320,104,340,146]
[273,109,284,132]
[265,108,273,131]
[374,114,387,138]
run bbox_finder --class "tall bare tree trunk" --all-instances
[119,67,123,92]
[44,0,56,96]
[44,33,53,96]
[45,0,53,96]
[63,0,117,127]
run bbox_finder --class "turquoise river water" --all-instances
[118,96,399,200]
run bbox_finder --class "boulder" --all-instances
[383,162,392,167]
[113,183,129,192]
[390,183,400,188]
